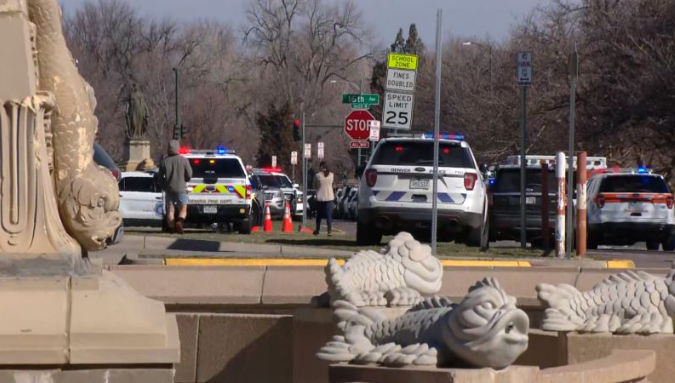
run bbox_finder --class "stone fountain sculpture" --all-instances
[325,232,443,307]
[319,233,529,369]
[0,0,177,374]
[318,277,530,369]
[538,269,675,334]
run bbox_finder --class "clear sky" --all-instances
[58,0,545,45]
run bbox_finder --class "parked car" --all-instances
[348,192,359,221]
[342,187,357,220]
[337,186,352,219]
[305,189,318,218]
[357,133,488,247]
[118,172,162,227]
[267,169,304,219]
[249,169,286,219]
[93,143,123,245]
[334,187,345,217]
[586,168,675,251]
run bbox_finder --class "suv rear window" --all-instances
[372,141,475,168]
[120,177,157,193]
[189,158,245,179]
[599,175,670,193]
[493,169,556,193]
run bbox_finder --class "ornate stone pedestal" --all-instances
[0,0,178,380]
[122,138,155,171]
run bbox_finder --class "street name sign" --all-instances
[388,53,418,70]
[344,110,376,141]
[342,94,379,104]
[383,92,414,130]
[368,120,380,141]
[350,141,370,149]
[291,151,298,165]
[517,51,533,86]
[304,143,311,159]
[386,69,416,92]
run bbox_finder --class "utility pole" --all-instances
[301,112,307,232]
[431,9,442,255]
[520,86,527,249]
[357,79,363,168]
[566,47,579,259]
[173,68,181,140]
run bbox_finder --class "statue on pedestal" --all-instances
[125,82,148,139]
[121,82,155,171]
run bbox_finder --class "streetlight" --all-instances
[462,41,492,86]
[330,78,363,94]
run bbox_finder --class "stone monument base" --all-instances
[121,138,155,172]
[0,270,179,366]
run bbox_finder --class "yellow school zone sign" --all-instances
[387,53,418,71]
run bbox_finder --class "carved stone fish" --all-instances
[325,232,443,307]
[537,269,675,334]
[317,278,529,369]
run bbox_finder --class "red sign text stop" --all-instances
[344,110,375,141]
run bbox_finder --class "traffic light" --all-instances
[181,125,188,140]
[293,119,301,142]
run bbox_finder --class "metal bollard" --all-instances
[541,161,550,253]
[556,152,566,258]
[576,151,587,257]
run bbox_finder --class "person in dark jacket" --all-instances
[158,140,192,234]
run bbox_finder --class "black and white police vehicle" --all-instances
[357,133,488,247]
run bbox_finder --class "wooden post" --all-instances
[576,151,587,257]
[541,161,550,253]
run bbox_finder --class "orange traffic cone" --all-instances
[282,203,293,233]
[298,225,313,234]
[251,226,259,233]
[263,204,273,232]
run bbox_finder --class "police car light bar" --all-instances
[186,148,237,155]
[422,132,465,141]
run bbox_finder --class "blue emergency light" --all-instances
[638,166,647,173]
[423,132,465,141]
[217,146,227,155]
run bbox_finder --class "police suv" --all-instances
[586,168,675,251]
[169,147,253,234]
[357,133,488,247]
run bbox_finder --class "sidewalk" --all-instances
[93,234,634,269]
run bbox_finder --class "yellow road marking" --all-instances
[441,260,530,268]
[606,260,635,269]
[164,258,531,267]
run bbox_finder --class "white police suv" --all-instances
[357,133,488,247]
[586,168,675,251]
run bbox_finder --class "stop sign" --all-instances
[344,110,375,141]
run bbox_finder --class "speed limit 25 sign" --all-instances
[382,92,413,130]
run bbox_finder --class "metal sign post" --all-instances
[431,9,442,255]
[517,51,533,249]
[301,112,307,231]
[566,48,579,259]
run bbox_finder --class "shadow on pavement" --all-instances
[167,238,222,252]
[268,238,357,247]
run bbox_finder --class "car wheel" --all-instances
[467,205,489,249]
[662,232,675,252]
[646,241,661,251]
[239,218,252,235]
[357,219,381,246]
[587,230,598,250]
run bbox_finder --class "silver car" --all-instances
[250,169,286,219]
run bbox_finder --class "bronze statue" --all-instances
[125,83,149,139]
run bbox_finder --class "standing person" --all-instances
[313,161,335,236]
[158,140,192,234]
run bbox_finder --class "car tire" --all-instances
[467,205,489,249]
[662,232,675,252]
[357,219,381,246]
[239,218,252,235]
[587,230,598,250]
[647,241,661,251]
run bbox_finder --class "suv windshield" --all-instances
[189,158,245,179]
[600,175,670,193]
[275,175,293,188]
[256,174,282,188]
[494,169,556,193]
[373,141,475,168]
[120,177,157,193]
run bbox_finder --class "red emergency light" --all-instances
[179,147,190,154]
[263,167,282,173]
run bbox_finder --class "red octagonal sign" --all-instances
[344,110,375,141]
